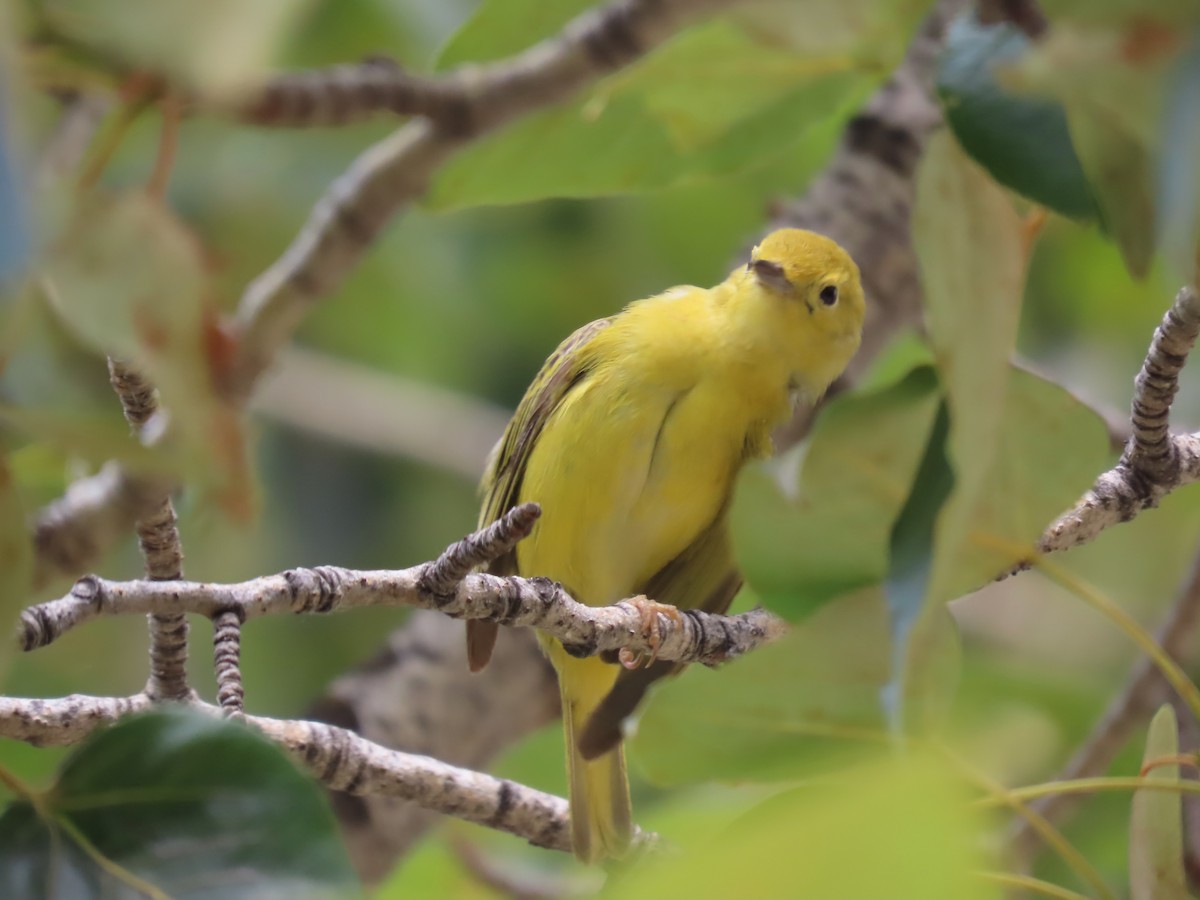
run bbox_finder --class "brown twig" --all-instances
[212,610,245,716]
[1027,287,1200,565]
[107,359,190,701]
[233,58,460,128]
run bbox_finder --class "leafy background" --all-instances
[2,0,1200,896]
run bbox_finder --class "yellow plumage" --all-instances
[469,229,866,863]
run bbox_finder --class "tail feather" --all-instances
[559,657,632,863]
[466,620,498,672]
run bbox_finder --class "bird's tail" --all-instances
[559,656,632,864]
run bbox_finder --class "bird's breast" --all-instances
[516,371,762,606]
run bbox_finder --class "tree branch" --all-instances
[0,691,646,855]
[18,504,785,667]
[230,58,470,129]
[252,346,509,479]
[228,0,740,395]
[1019,287,1200,568]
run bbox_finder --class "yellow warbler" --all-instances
[468,228,865,863]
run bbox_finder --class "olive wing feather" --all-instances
[466,317,615,671]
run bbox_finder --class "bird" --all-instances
[466,228,865,863]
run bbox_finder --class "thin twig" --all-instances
[212,610,245,717]
[107,359,190,701]
[1002,287,1200,573]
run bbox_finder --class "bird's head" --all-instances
[746,228,866,349]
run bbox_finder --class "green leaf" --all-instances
[1156,34,1200,277]
[0,95,30,285]
[0,708,360,899]
[435,0,592,68]
[1038,0,1200,26]
[915,128,1025,503]
[928,366,1111,603]
[1004,21,1190,276]
[0,405,182,475]
[38,0,316,94]
[426,19,874,209]
[732,365,941,620]
[632,589,890,786]
[44,191,254,520]
[884,402,959,732]
[1130,704,1188,900]
[612,751,992,899]
[0,455,31,684]
[937,13,1100,221]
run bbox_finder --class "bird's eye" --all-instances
[819,285,839,307]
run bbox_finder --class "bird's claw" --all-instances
[618,595,683,669]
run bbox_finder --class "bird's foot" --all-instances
[618,595,683,669]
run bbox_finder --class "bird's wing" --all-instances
[577,509,743,759]
[467,316,615,670]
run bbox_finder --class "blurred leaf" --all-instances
[376,837,499,900]
[427,19,876,208]
[44,192,207,371]
[884,402,958,732]
[1130,704,1188,900]
[915,128,1025,501]
[37,0,315,95]
[1038,0,1200,26]
[856,330,935,392]
[0,455,30,684]
[732,365,940,619]
[931,367,1110,603]
[1157,33,1200,277]
[937,13,1100,221]
[632,589,889,786]
[43,191,254,520]
[1006,22,1189,276]
[880,380,1107,734]
[0,708,360,898]
[435,0,591,68]
[612,752,992,899]
[0,82,30,286]
[0,404,180,474]
[730,0,927,60]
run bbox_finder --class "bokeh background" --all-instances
[2,0,1199,896]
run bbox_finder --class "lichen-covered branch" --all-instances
[107,359,190,701]
[18,505,786,667]
[31,462,171,589]
[0,691,641,855]
[1030,287,1200,563]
